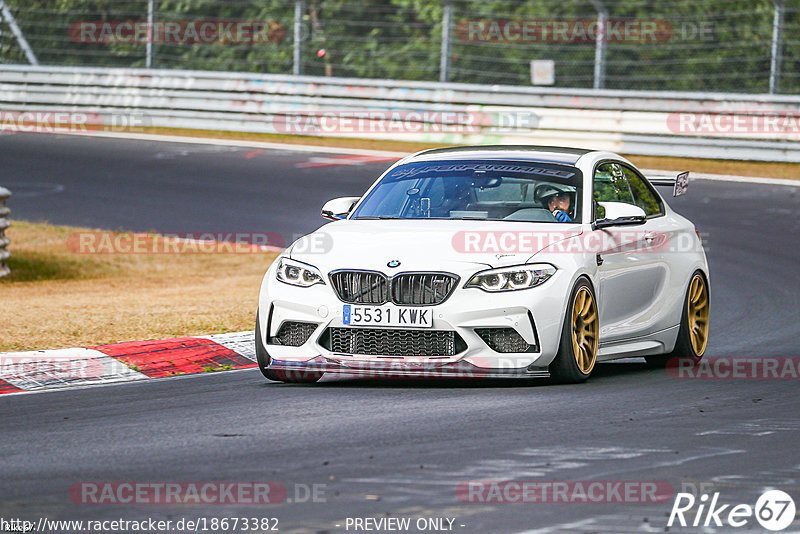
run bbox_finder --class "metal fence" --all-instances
[1,0,799,94]
[2,65,800,161]
[0,186,10,278]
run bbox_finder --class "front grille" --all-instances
[271,321,318,346]
[475,328,536,353]
[392,273,458,305]
[321,327,465,357]
[330,270,388,304]
[330,270,458,306]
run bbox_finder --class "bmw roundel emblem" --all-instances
[387,260,401,268]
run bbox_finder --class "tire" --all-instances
[646,271,709,368]
[255,311,323,384]
[549,278,599,384]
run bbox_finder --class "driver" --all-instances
[535,184,576,222]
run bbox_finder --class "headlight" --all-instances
[465,264,556,292]
[275,258,325,287]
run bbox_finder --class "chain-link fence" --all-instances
[1,0,798,94]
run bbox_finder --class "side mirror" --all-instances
[321,197,360,221]
[594,202,647,229]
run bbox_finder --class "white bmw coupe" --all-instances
[256,146,709,384]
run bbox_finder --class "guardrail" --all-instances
[0,186,10,278]
[1,65,800,162]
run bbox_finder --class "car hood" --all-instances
[288,219,582,275]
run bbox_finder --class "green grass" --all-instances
[202,365,235,372]
[3,250,117,282]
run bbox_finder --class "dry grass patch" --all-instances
[625,154,800,181]
[0,221,277,352]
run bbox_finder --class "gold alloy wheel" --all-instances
[571,287,599,374]
[687,274,710,356]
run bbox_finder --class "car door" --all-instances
[593,161,671,343]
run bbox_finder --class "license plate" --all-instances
[342,305,433,328]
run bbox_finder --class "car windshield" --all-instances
[351,159,583,223]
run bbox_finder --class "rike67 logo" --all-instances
[668,490,796,531]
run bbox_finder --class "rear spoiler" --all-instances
[647,171,690,197]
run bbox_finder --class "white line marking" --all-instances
[582,447,744,481]
[46,130,409,157]
[296,154,401,168]
[0,182,65,197]
[17,130,798,187]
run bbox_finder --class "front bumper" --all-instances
[258,262,575,376]
[268,357,550,379]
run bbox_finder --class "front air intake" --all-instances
[270,321,318,346]
[475,328,536,353]
[321,327,466,357]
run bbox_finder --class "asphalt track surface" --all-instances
[2,133,800,533]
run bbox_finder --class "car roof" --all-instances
[405,145,594,166]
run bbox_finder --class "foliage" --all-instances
[1,0,797,93]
